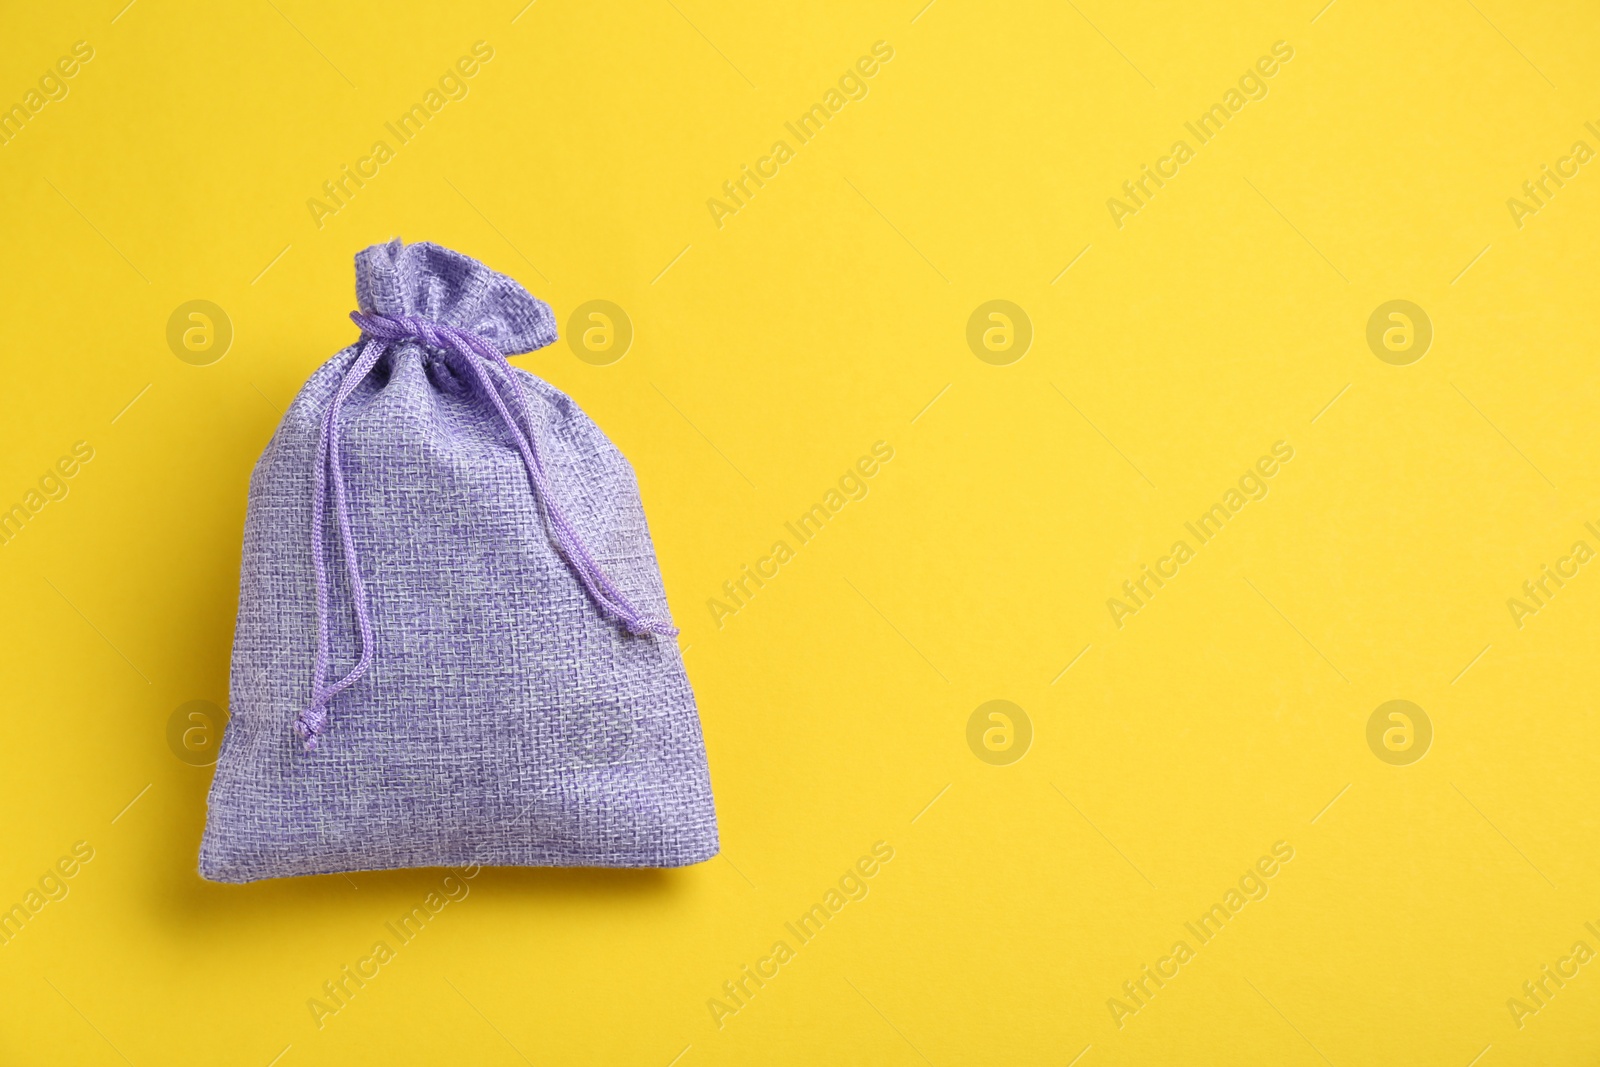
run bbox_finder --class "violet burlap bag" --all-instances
[200,239,718,882]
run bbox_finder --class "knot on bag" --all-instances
[291,294,677,753]
[354,238,557,356]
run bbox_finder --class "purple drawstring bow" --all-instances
[292,311,677,751]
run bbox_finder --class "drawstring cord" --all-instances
[292,311,677,751]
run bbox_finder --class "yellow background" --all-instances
[2,0,1597,1063]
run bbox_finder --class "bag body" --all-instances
[199,240,717,882]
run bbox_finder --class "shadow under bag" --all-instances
[200,239,718,882]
